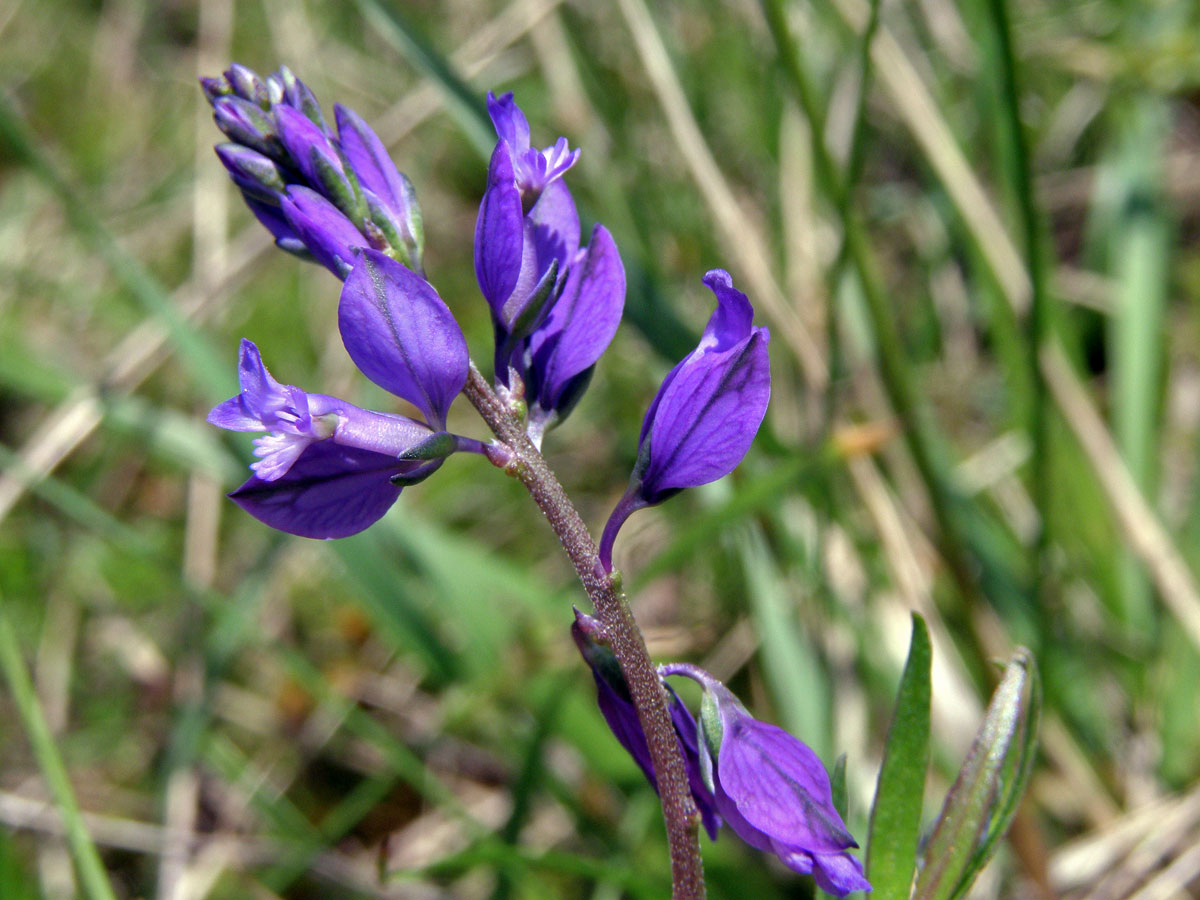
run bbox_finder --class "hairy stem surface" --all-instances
[462,364,705,899]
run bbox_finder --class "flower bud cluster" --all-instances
[203,64,423,275]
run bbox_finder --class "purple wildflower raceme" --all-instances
[208,340,444,538]
[474,92,624,438]
[571,611,721,840]
[201,64,423,276]
[599,270,770,570]
[663,665,871,896]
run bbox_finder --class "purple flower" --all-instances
[223,63,271,108]
[280,187,364,278]
[209,337,484,540]
[227,441,421,540]
[474,141,578,338]
[599,270,769,570]
[664,665,870,896]
[524,224,625,436]
[214,143,287,200]
[571,610,721,840]
[335,104,424,270]
[474,92,623,437]
[208,339,451,538]
[274,104,355,211]
[487,91,580,201]
[211,95,281,160]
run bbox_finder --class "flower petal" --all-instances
[639,273,769,501]
[717,715,857,854]
[487,91,531,152]
[334,103,410,224]
[700,269,754,351]
[474,143,525,315]
[338,249,468,428]
[228,441,407,539]
[810,850,872,896]
[208,339,307,432]
[280,186,362,277]
[528,224,624,416]
[275,103,343,191]
[528,178,580,275]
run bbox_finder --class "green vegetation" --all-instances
[2,0,1199,896]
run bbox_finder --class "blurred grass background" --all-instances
[1,0,1200,897]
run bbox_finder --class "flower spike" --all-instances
[200,63,424,276]
[474,91,622,440]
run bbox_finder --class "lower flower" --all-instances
[209,339,478,539]
[662,663,871,896]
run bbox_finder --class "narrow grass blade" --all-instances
[0,829,42,900]
[867,614,931,900]
[0,597,120,900]
[980,0,1055,592]
[353,0,495,159]
[740,527,830,759]
[1108,102,1169,636]
[913,647,1040,900]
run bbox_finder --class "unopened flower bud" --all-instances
[212,95,281,160]
[224,63,270,108]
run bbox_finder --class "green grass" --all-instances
[2,0,1200,897]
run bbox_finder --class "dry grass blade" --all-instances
[827,0,1031,314]
[1123,840,1200,900]
[614,0,828,391]
[1042,341,1200,651]
[1075,788,1200,900]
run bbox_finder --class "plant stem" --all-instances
[0,595,121,900]
[462,364,706,899]
[983,0,1052,599]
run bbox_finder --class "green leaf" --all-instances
[867,613,932,900]
[913,647,1041,900]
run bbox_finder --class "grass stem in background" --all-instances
[1109,101,1169,637]
[981,0,1055,596]
[762,0,989,606]
[0,597,120,900]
